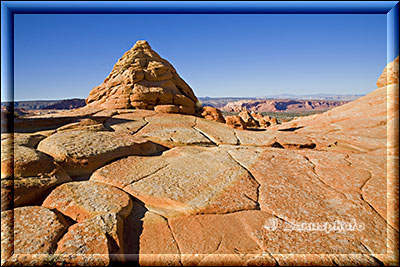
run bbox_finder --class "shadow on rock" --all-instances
[120,198,148,265]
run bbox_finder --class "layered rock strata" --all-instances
[86,41,199,115]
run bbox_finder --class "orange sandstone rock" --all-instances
[1,206,68,263]
[225,115,247,130]
[238,110,260,128]
[86,40,199,114]
[37,130,165,177]
[376,55,399,88]
[42,181,133,222]
[201,106,226,123]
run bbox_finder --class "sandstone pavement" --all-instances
[1,206,69,265]
[1,50,397,266]
[37,130,166,177]
[42,181,133,222]
[91,146,259,217]
[1,136,72,209]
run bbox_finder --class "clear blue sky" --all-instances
[13,14,389,100]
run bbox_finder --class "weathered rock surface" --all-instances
[1,165,71,210]
[55,118,108,132]
[377,55,399,88]
[227,147,389,255]
[274,84,393,153]
[37,130,165,177]
[1,132,46,148]
[169,210,367,258]
[136,114,214,147]
[86,40,199,114]
[193,118,239,145]
[200,106,226,123]
[1,143,55,179]
[238,110,260,128]
[1,138,71,209]
[123,203,181,266]
[225,115,247,130]
[91,147,259,217]
[1,206,68,264]
[2,52,397,266]
[42,181,133,222]
[56,213,124,265]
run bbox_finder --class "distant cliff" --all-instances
[1,98,86,110]
[221,99,349,112]
[41,99,86,110]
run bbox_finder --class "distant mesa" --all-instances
[42,99,86,110]
[221,99,349,113]
[86,40,199,115]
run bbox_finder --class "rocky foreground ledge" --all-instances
[1,48,398,265]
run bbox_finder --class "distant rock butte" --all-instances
[42,99,86,110]
[222,99,349,113]
[86,40,199,114]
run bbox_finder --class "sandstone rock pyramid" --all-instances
[86,40,199,114]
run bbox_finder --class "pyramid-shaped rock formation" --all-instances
[86,40,199,114]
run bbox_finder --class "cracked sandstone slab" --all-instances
[1,206,69,265]
[37,130,165,177]
[55,213,125,264]
[229,147,389,254]
[136,114,214,147]
[123,208,181,266]
[42,181,133,222]
[1,140,72,209]
[91,147,259,217]
[168,210,367,265]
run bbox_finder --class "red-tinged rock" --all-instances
[225,115,247,130]
[42,181,133,222]
[1,143,56,179]
[201,106,226,123]
[91,147,259,217]
[257,117,271,128]
[227,147,388,255]
[37,130,165,177]
[238,110,260,128]
[2,165,71,210]
[193,117,239,145]
[86,40,199,114]
[269,254,382,266]
[1,206,68,264]
[266,131,316,149]
[55,118,108,132]
[221,99,348,113]
[269,117,278,126]
[376,56,399,88]
[56,213,124,264]
[1,132,46,148]
[154,104,180,114]
[168,210,366,266]
[136,113,214,147]
[123,204,180,266]
[1,139,71,209]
